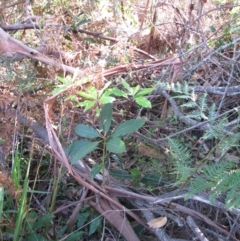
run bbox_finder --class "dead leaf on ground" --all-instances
[147,217,167,229]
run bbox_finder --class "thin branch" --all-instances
[186,216,209,241]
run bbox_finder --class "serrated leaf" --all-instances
[98,103,112,134]
[135,96,152,108]
[75,124,100,138]
[147,217,167,229]
[89,216,103,236]
[111,119,145,137]
[90,164,102,178]
[106,137,125,153]
[71,141,99,164]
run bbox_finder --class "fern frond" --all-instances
[198,93,208,113]
[173,162,196,185]
[167,138,191,163]
[187,161,240,209]
[202,119,228,140]
[218,133,240,155]
[208,103,217,121]
[184,110,204,120]
[180,101,198,109]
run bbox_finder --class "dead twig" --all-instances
[186,216,209,241]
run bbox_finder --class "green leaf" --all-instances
[135,88,154,97]
[52,86,68,94]
[105,88,127,97]
[98,103,112,134]
[89,216,103,236]
[75,124,100,138]
[90,164,102,178]
[99,81,112,97]
[77,212,90,228]
[109,169,132,180]
[135,96,152,108]
[111,119,145,137]
[32,214,55,230]
[78,100,95,111]
[130,168,141,180]
[106,137,125,153]
[66,231,84,241]
[122,79,132,92]
[25,233,47,241]
[132,85,140,96]
[209,25,216,32]
[140,173,162,185]
[76,19,90,27]
[100,95,115,104]
[77,91,95,100]
[64,35,72,41]
[71,141,99,164]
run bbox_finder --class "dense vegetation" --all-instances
[0,0,240,240]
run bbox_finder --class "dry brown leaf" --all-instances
[138,143,162,160]
[147,217,167,229]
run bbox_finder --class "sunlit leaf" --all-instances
[135,96,152,108]
[100,95,115,104]
[135,88,154,96]
[122,79,132,92]
[111,119,145,137]
[78,100,95,111]
[52,86,68,94]
[105,88,127,97]
[77,91,95,100]
[132,85,140,96]
[106,137,125,153]
[99,81,112,97]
